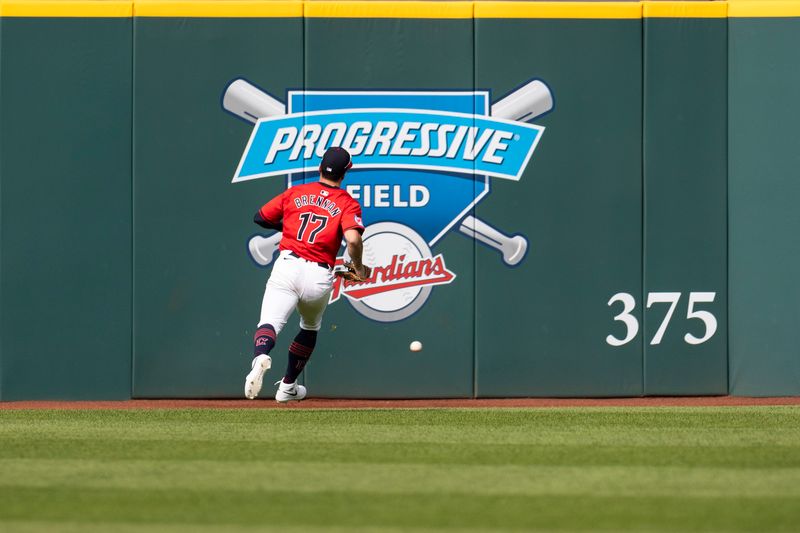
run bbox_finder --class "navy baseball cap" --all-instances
[320,147,353,178]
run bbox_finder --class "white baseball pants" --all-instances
[259,250,334,334]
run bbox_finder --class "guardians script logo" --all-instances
[223,78,552,322]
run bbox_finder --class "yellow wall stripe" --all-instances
[2,1,800,20]
[729,1,800,18]
[1,0,133,17]
[134,0,302,17]
[304,1,473,19]
[475,2,641,19]
[643,1,727,18]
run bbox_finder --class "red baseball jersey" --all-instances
[258,182,364,267]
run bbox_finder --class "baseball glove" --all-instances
[335,261,372,283]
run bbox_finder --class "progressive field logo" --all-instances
[224,79,553,322]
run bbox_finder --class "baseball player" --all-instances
[244,146,371,402]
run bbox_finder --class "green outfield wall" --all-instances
[0,0,798,400]
[642,3,728,395]
[728,5,800,396]
[474,13,643,397]
[0,8,133,400]
[132,14,305,398]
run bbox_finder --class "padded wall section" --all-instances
[0,17,133,400]
[728,16,800,396]
[302,10,476,398]
[643,15,728,394]
[132,16,303,397]
[474,16,644,397]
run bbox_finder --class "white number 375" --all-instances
[606,292,718,347]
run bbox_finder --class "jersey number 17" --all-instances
[297,213,329,243]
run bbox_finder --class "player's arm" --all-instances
[344,229,370,278]
[340,199,369,277]
[254,193,284,231]
[254,211,282,231]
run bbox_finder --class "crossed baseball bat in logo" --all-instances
[223,78,552,267]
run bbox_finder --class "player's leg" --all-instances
[254,275,299,351]
[283,328,317,384]
[245,256,301,399]
[275,266,333,402]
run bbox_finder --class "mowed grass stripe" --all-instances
[2,487,799,531]
[2,406,798,428]
[1,407,799,531]
[3,459,800,497]
[3,438,799,468]
[0,522,494,533]
[1,407,799,446]
[2,423,799,446]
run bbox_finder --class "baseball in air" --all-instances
[409,341,423,352]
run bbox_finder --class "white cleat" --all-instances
[275,379,307,403]
[244,354,272,399]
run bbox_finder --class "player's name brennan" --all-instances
[293,194,341,217]
[266,121,514,165]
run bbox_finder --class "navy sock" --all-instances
[284,329,317,384]
[253,323,276,357]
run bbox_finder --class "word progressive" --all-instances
[234,109,542,182]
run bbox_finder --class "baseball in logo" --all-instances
[223,78,553,322]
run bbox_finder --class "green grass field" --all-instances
[1,407,799,532]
